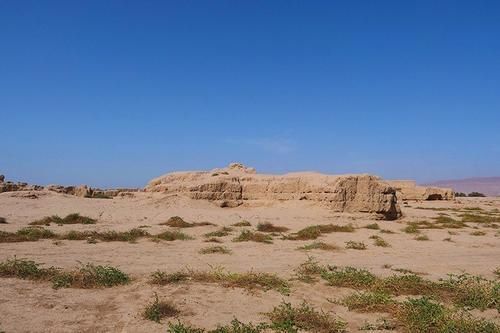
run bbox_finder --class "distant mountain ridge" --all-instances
[424,177,500,197]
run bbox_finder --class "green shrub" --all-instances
[143,293,179,322]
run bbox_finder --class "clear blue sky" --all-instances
[1,1,499,188]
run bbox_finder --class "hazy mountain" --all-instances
[425,177,500,197]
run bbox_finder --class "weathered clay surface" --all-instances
[386,180,454,201]
[146,163,402,220]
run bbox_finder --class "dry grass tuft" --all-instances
[30,213,96,226]
[143,293,179,322]
[256,222,289,233]
[150,268,289,295]
[199,245,231,255]
[345,241,367,250]
[232,220,251,227]
[160,216,214,228]
[266,301,347,333]
[297,242,338,251]
[233,230,273,243]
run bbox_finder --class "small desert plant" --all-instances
[470,230,486,236]
[266,301,347,333]
[52,263,130,289]
[438,273,500,311]
[286,226,322,240]
[380,229,396,234]
[375,274,436,296]
[402,224,420,234]
[150,268,289,295]
[359,318,397,331]
[341,291,396,313]
[30,214,96,226]
[232,220,251,227]
[199,246,231,255]
[155,230,193,241]
[321,266,377,289]
[167,319,266,333]
[160,216,191,227]
[396,297,499,333]
[286,224,355,240]
[294,257,325,283]
[297,242,338,251]
[0,257,56,280]
[370,235,390,247]
[345,241,367,250]
[143,293,179,322]
[364,223,380,230]
[160,216,214,228]
[233,230,272,244]
[0,227,57,242]
[204,227,233,238]
[256,222,289,233]
[150,271,189,285]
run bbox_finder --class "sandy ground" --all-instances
[0,191,499,332]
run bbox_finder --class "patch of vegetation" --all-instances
[0,258,129,289]
[285,224,355,240]
[345,241,367,250]
[460,213,500,224]
[30,213,96,226]
[341,291,396,313]
[438,273,500,311]
[391,268,425,276]
[370,235,390,247]
[150,268,289,295]
[167,319,266,333]
[52,263,130,289]
[0,257,57,280]
[380,229,396,234]
[199,246,231,255]
[297,242,338,251]
[364,223,380,230]
[0,227,56,242]
[266,301,347,333]
[150,271,189,285]
[321,266,376,289]
[155,230,193,241]
[143,293,179,322]
[470,230,486,236]
[63,228,150,242]
[160,216,214,228]
[433,216,467,229]
[396,297,499,333]
[402,224,420,234]
[359,318,397,331]
[232,220,251,227]
[233,230,273,244]
[294,257,325,283]
[285,225,322,240]
[204,227,233,238]
[256,222,289,233]
[375,274,436,296]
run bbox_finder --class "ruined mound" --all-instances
[146,163,402,220]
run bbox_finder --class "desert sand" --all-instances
[0,167,499,332]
